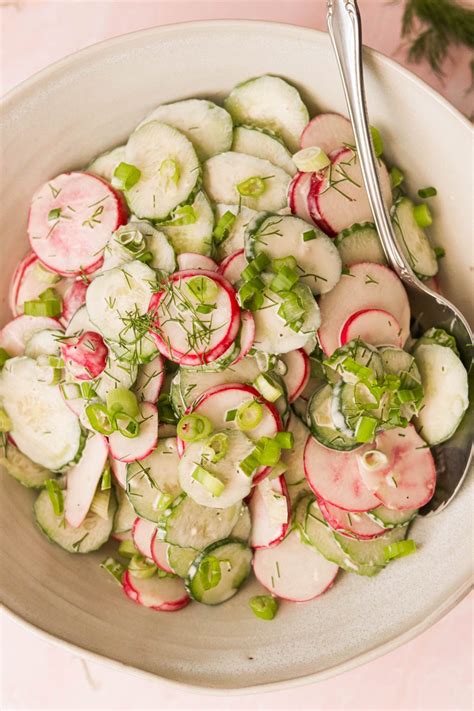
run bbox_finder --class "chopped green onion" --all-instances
[39,287,60,302]
[396,386,423,404]
[112,412,140,438]
[269,266,299,294]
[434,247,445,259]
[112,162,141,190]
[236,176,266,198]
[157,393,178,424]
[213,210,236,243]
[389,166,404,188]
[274,431,294,449]
[177,413,213,442]
[116,227,143,247]
[341,357,376,384]
[192,465,225,497]
[24,298,61,317]
[196,303,215,315]
[255,436,281,466]
[45,478,63,516]
[292,146,330,172]
[355,415,378,443]
[239,451,261,477]
[128,554,157,579]
[413,203,433,228]
[249,594,278,620]
[100,557,125,585]
[37,354,64,369]
[235,400,263,431]
[197,555,222,590]
[106,387,139,418]
[203,432,229,463]
[271,255,297,272]
[370,126,383,157]
[85,403,115,436]
[80,382,97,399]
[159,158,180,186]
[242,253,270,281]
[162,204,197,226]
[60,382,81,400]
[384,539,417,561]
[0,408,11,433]
[118,540,138,559]
[417,186,437,199]
[225,409,237,422]
[101,463,112,491]
[277,291,305,326]
[48,207,61,221]
[153,492,174,511]
[136,250,153,265]
[187,275,218,303]
[302,229,317,242]
[359,449,388,472]
[34,262,61,284]
[253,373,283,403]
[0,348,11,369]
[238,279,264,311]
[254,351,277,373]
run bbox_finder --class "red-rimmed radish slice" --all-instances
[149,269,240,366]
[358,425,436,510]
[300,113,354,153]
[279,349,310,403]
[304,435,379,511]
[133,353,165,404]
[230,310,255,364]
[110,457,127,489]
[288,171,313,224]
[177,253,218,272]
[28,172,127,276]
[109,402,158,463]
[253,529,338,602]
[151,533,175,574]
[122,570,189,611]
[0,315,62,357]
[318,262,410,356]
[61,331,108,380]
[340,308,402,348]
[132,517,156,559]
[64,433,109,528]
[61,280,89,326]
[317,498,387,540]
[249,475,291,548]
[8,252,71,316]
[218,249,247,286]
[307,148,392,237]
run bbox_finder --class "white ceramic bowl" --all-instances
[0,21,472,692]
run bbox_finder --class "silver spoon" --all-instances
[326,0,473,514]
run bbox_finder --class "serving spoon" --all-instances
[326,0,473,514]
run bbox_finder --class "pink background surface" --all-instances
[0,2,472,709]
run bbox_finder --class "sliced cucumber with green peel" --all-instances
[160,191,214,256]
[0,441,52,488]
[102,220,177,273]
[186,538,252,605]
[367,506,418,529]
[156,494,241,550]
[88,145,126,183]
[335,222,386,268]
[214,204,259,259]
[113,485,137,534]
[307,384,359,451]
[392,197,438,278]
[229,504,251,543]
[126,438,181,522]
[335,525,409,568]
[34,488,116,553]
[380,346,420,378]
[232,126,296,175]
[168,544,198,579]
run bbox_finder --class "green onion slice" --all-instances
[389,166,404,188]
[274,431,294,449]
[269,266,299,294]
[255,436,281,466]
[302,229,317,242]
[187,275,218,303]
[159,158,180,186]
[192,465,225,497]
[249,594,278,620]
[271,255,297,272]
[238,280,264,311]
[434,247,445,259]
[213,210,236,243]
[48,207,61,221]
[236,176,267,198]
[384,539,417,561]
[85,403,115,436]
[202,432,228,463]
[162,204,197,226]
[235,400,263,431]
[369,126,383,157]
[358,449,388,472]
[417,186,437,199]
[292,146,330,173]
[177,413,213,442]
[106,387,139,418]
[118,540,138,559]
[157,393,178,425]
[355,415,378,443]
[112,412,140,439]
[128,554,157,579]
[253,373,283,403]
[413,203,433,228]
[45,478,64,516]
[101,463,112,491]
[112,162,141,190]
[24,298,61,318]
[239,451,261,477]
[197,555,222,590]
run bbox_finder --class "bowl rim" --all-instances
[1,18,472,694]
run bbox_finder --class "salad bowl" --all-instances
[0,20,472,692]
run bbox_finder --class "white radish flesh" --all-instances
[108,402,158,463]
[65,433,109,528]
[132,517,157,559]
[339,308,402,348]
[300,113,354,153]
[249,475,290,548]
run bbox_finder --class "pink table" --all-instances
[1,2,472,709]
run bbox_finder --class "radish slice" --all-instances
[8,251,72,317]
[61,331,108,380]
[358,425,436,510]
[149,269,241,365]
[300,113,354,153]
[0,315,62,357]
[109,402,158,463]
[249,475,291,548]
[279,349,310,403]
[288,171,313,224]
[28,172,127,276]
[151,533,175,574]
[304,435,380,511]
[218,249,247,286]
[253,529,338,602]
[317,498,387,539]
[230,310,255,364]
[177,253,218,272]
[61,280,89,326]
[110,457,127,489]
[340,308,402,348]
[133,353,165,404]
[308,148,392,237]
[65,433,109,528]
[122,570,189,611]
[318,263,411,356]
[132,517,156,559]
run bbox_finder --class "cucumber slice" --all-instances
[245,213,341,295]
[0,357,82,471]
[88,145,126,183]
[367,505,418,529]
[203,152,291,212]
[281,411,310,485]
[214,204,259,260]
[0,441,52,488]
[156,494,241,550]
[34,488,116,553]
[335,525,409,568]
[113,485,137,534]
[380,346,420,378]
[186,538,252,605]
[138,99,233,161]
[24,329,63,359]
[124,121,200,220]
[414,327,460,356]
[225,75,309,153]
[103,221,177,273]
[229,503,251,543]
[167,544,198,578]
[323,340,384,384]
[414,343,469,444]
[307,384,359,451]
[126,437,181,522]
[232,126,296,175]
[335,222,386,268]
[160,191,214,256]
[392,197,438,278]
